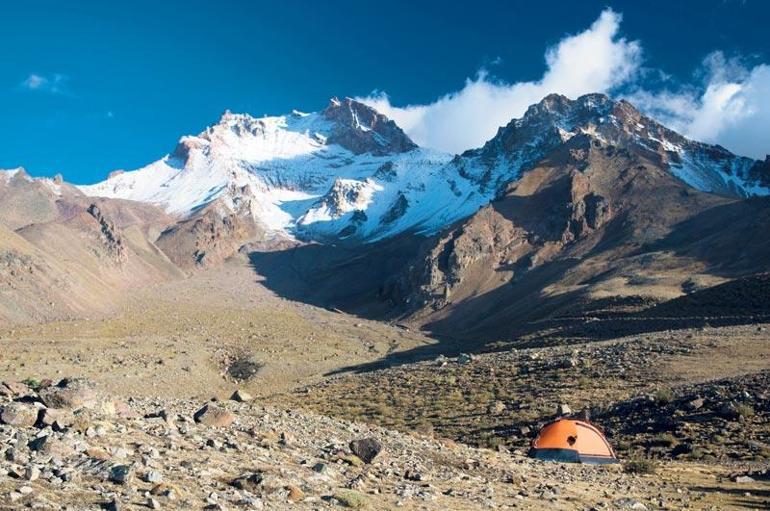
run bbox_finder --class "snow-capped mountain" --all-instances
[80,94,770,245]
[460,93,769,198]
[81,98,486,242]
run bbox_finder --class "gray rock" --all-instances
[231,472,264,492]
[104,499,122,511]
[25,465,40,482]
[457,353,473,365]
[108,464,134,485]
[613,498,648,510]
[39,408,75,430]
[143,470,163,483]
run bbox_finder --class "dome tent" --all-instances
[529,418,618,464]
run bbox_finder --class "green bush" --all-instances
[333,490,369,509]
[654,388,675,405]
[21,378,42,390]
[652,433,677,447]
[735,403,755,418]
[624,459,657,475]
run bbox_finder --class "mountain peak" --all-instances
[322,96,417,155]
[468,92,768,198]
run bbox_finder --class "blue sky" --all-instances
[2,0,769,183]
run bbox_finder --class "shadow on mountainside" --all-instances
[246,234,424,319]
[247,198,770,375]
[636,196,770,274]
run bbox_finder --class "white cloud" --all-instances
[629,53,770,159]
[360,9,770,161]
[360,9,642,154]
[18,73,69,94]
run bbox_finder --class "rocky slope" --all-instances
[1,376,766,510]
[0,169,183,324]
[284,320,770,468]
[373,96,770,340]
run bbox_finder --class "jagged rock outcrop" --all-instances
[465,93,764,199]
[155,189,261,270]
[322,97,417,155]
[86,204,127,262]
[383,136,619,314]
[749,156,770,190]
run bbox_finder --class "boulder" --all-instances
[349,437,382,464]
[717,402,740,420]
[39,408,76,430]
[613,498,648,510]
[287,485,304,503]
[231,472,264,491]
[0,402,39,427]
[685,397,705,411]
[230,389,253,402]
[193,404,236,427]
[109,464,135,485]
[39,378,99,410]
[27,435,75,457]
[0,380,31,397]
[457,353,473,365]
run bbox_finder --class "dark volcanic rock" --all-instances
[349,437,382,464]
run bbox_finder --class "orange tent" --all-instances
[529,418,618,464]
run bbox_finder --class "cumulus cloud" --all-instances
[18,73,69,94]
[360,9,642,153]
[360,9,770,161]
[628,53,770,159]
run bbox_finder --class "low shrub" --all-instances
[624,459,657,475]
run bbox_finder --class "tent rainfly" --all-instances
[529,418,618,464]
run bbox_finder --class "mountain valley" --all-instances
[1,92,769,510]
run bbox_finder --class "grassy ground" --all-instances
[0,260,435,399]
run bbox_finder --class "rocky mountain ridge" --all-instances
[78,94,770,250]
[3,93,770,335]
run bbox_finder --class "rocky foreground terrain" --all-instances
[0,260,768,510]
[1,377,769,511]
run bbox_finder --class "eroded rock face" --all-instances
[383,149,614,314]
[86,204,127,262]
[323,97,417,156]
[156,197,259,270]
